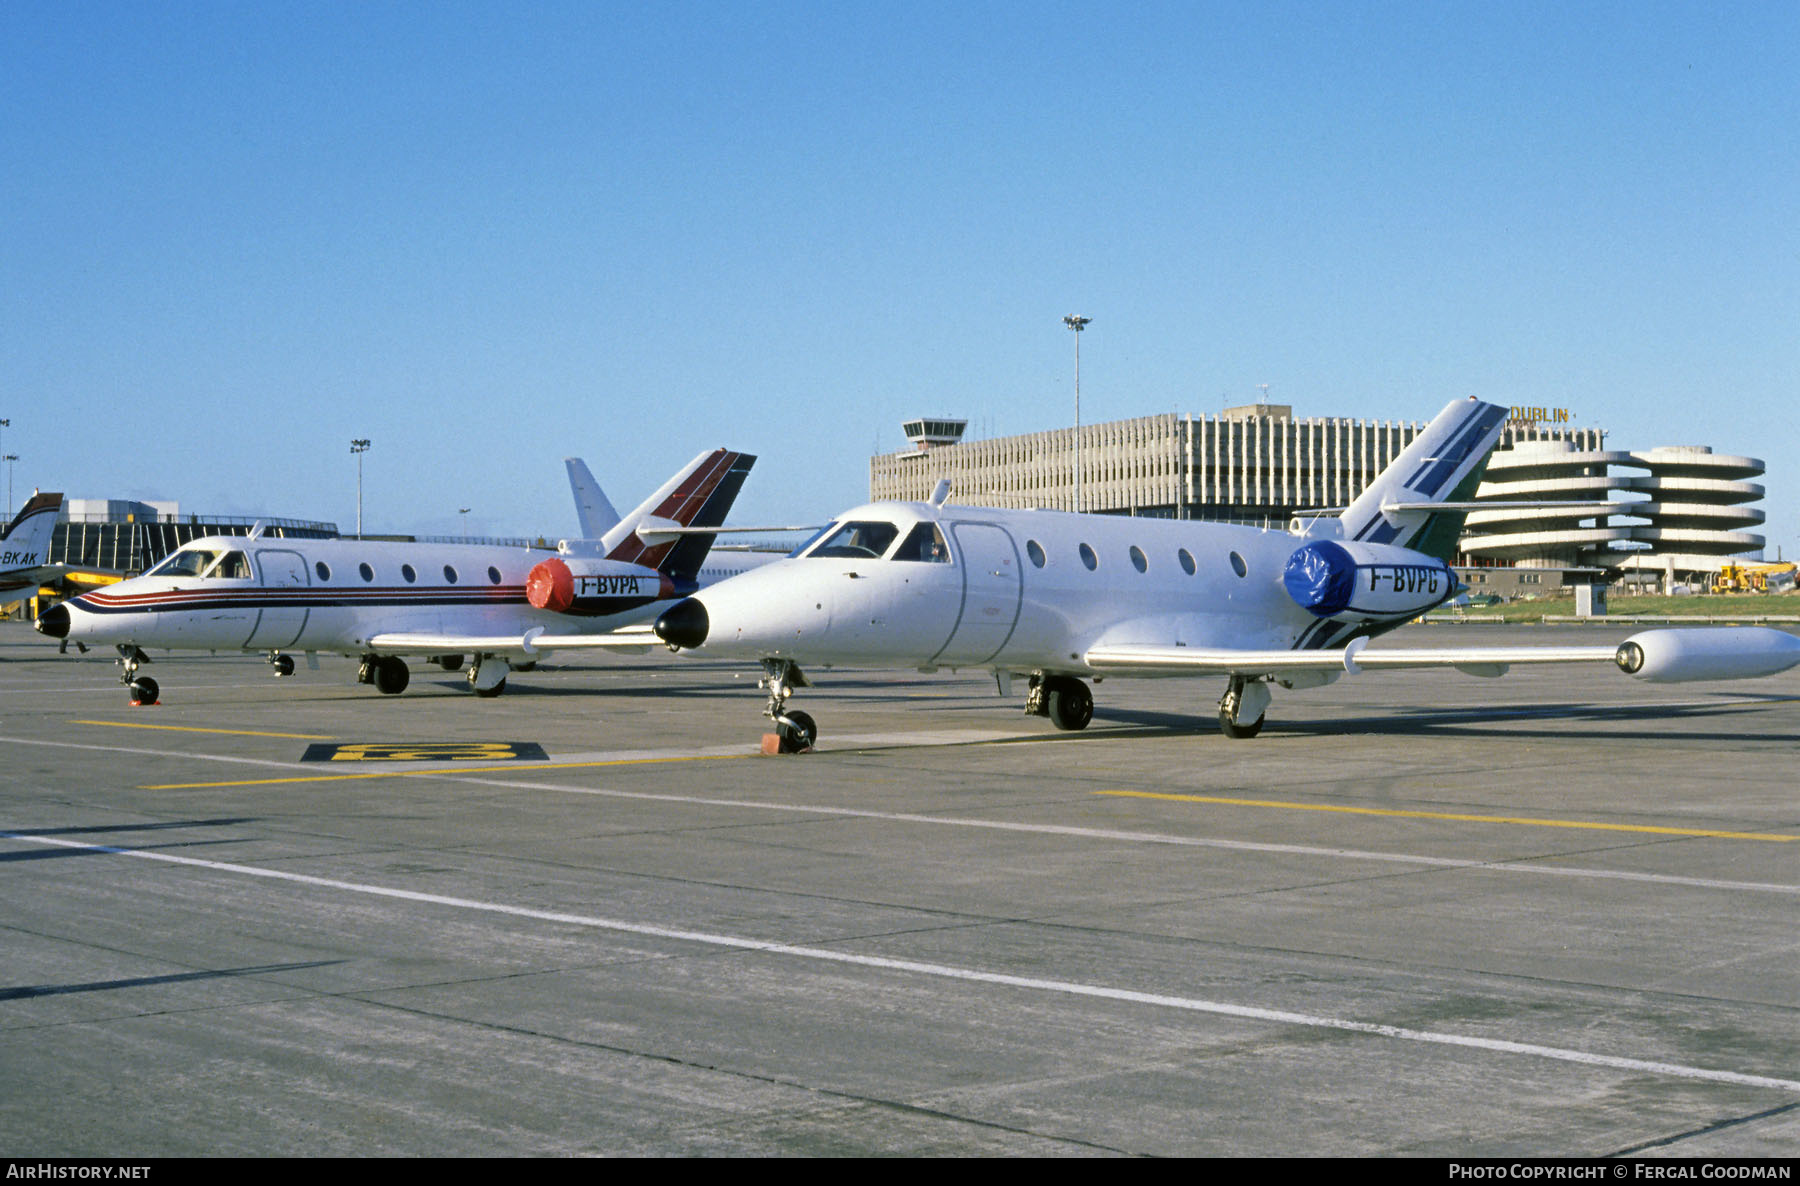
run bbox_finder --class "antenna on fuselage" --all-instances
[928,479,951,508]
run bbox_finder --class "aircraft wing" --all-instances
[1085,639,1615,679]
[367,624,659,657]
[1086,627,1800,683]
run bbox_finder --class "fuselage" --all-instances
[664,501,1457,675]
[43,534,773,654]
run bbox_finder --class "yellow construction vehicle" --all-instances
[1712,561,1798,594]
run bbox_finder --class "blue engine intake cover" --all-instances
[1283,539,1454,621]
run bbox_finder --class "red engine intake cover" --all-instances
[526,558,576,612]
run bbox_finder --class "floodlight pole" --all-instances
[350,439,371,538]
[1,454,15,520]
[1063,316,1091,511]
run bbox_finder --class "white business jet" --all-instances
[0,492,66,594]
[650,398,1800,750]
[38,449,768,705]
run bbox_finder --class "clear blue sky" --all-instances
[4,1,1795,558]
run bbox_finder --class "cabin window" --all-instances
[401,564,417,584]
[358,562,375,583]
[486,566,503,584]
[891,523,950,563]
[1178,549,1196,576]
[810,520,899,559]
[1229,551,1248,578]
[1026,540,1046,568]
[1129,545,1147,573]
[443,565,459,584]
[315,562,332,582]
[1079,543,1098,571]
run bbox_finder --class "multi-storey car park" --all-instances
[1461,441,1766,586]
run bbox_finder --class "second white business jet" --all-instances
[651,398,1800,750]
[38,449,768,704]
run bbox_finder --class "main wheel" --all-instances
[129,676,159,706]
[779,709,817,753]
[271,654,295,677]
[373,657,410,695]
[473,676,506,699]
[1045,678,1093,731]
[1217,677,1268,739]
[1218,708,1264,739]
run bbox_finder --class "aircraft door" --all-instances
[930,523,1022,666]
[246,548,310,649]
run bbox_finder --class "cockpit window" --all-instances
[148,549,221,579]
[808,520,900,559]
[891,522,950,563]
[786,524,833,558]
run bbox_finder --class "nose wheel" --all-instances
[115,645,158,706]
[760,658,816,753]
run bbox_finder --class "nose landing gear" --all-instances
[759,658,816,753]
[115,645,158,706]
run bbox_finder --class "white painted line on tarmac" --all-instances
[7,828,1798,1097]
[0,733,305,770]
[431,776,1800,897]
[8,728,1789,895]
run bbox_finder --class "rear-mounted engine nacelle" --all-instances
[526,557,674,617]
[1283,540,1456,623]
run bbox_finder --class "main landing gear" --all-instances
[760,658,817,753]
[467,656,509,698]
[115,645,158,706]
[1022,671,1270,739]
[1217,675,1270,739]
[1024,674,1094,731]
[355,653,510,697]
[357,654,411,695]
[268,652,296,678]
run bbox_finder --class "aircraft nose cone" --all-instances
[654,597,709,649]
[35,603,70,640]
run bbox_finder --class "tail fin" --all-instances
[565,458,622,540]
[601,450,756,579]
[1339,399,1508,562]
[2,491,63,564]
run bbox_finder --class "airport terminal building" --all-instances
[869,405,1769,592]
[51,499,338,576]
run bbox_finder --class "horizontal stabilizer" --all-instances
[1381,500,1619,514]
[634,520,820,546]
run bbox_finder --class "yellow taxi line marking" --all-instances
[140,753,754,789]
[75,720,335,741]
[1098,791,1798,843]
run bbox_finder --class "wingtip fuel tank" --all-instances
[1614,627,1800,682]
